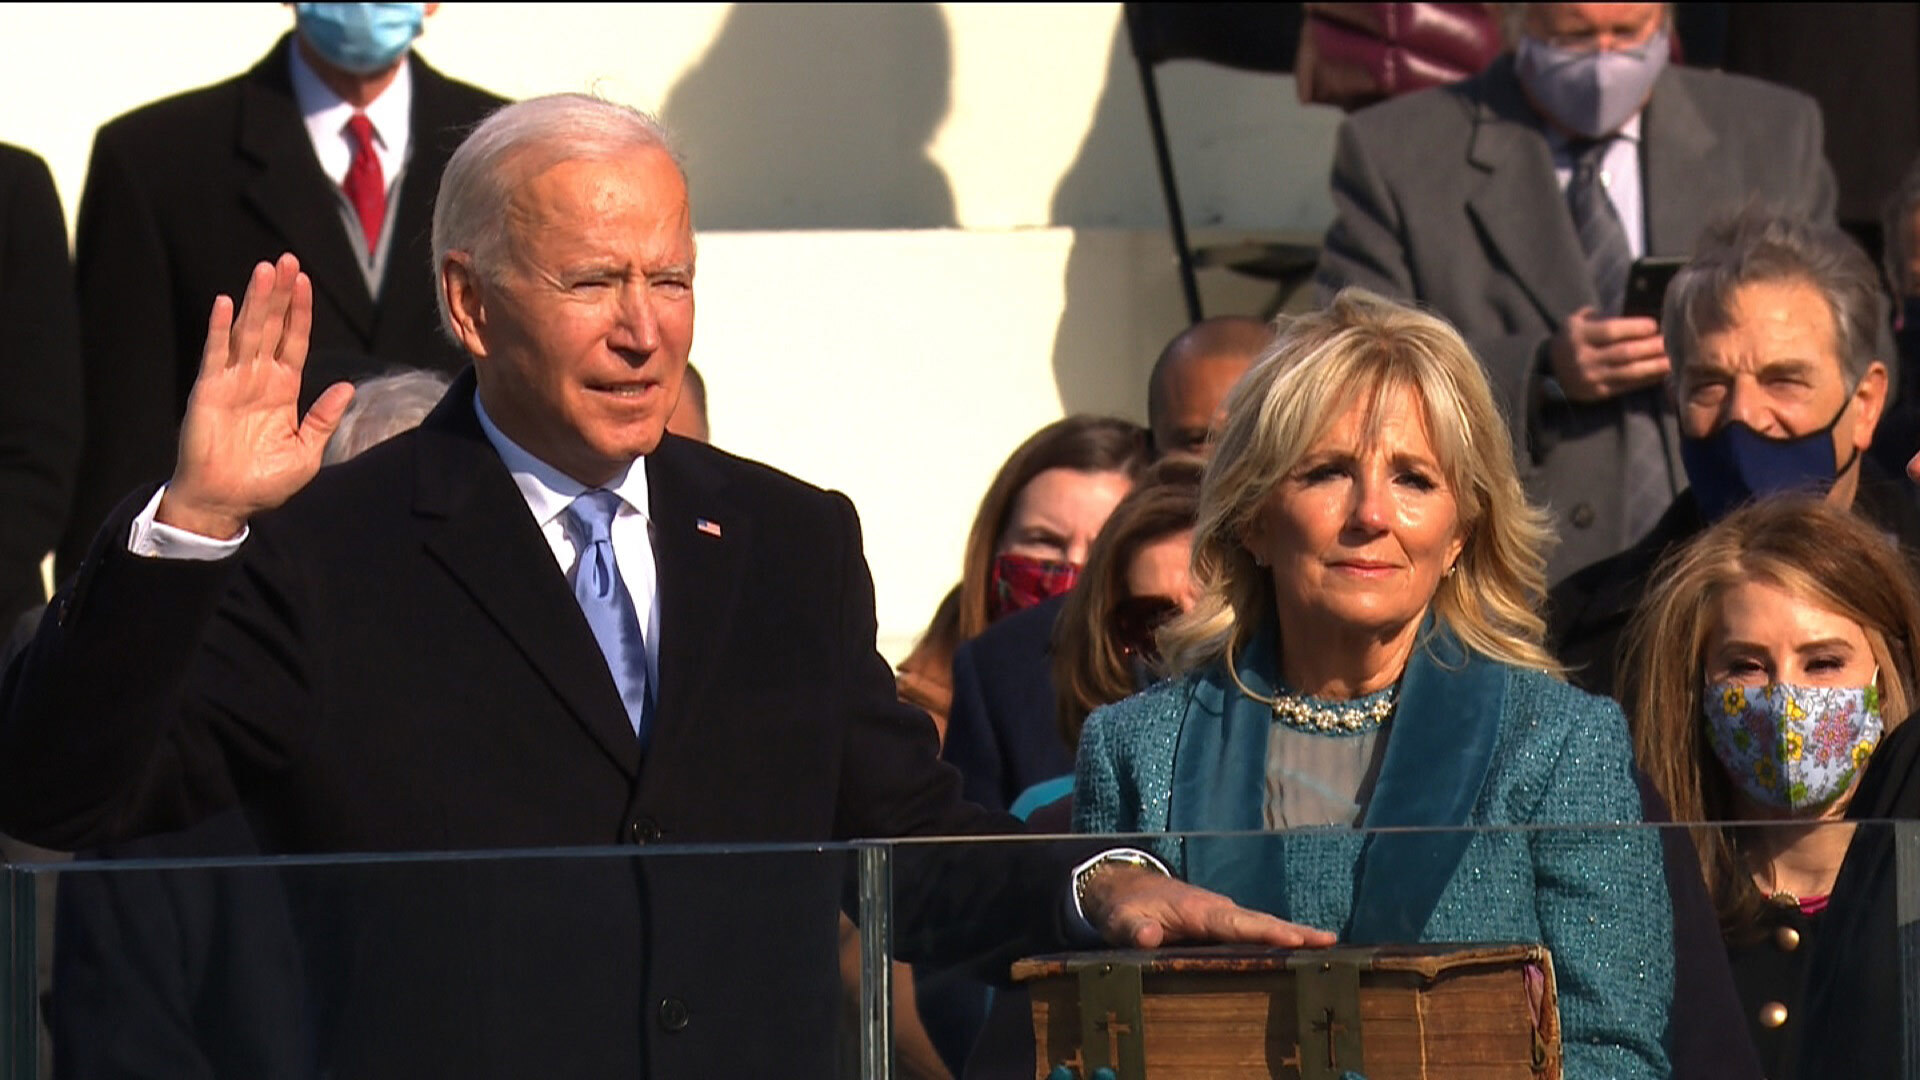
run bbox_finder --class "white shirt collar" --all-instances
[472,391,652,528]
[1545,110,1644,155]
[288,37,413,189]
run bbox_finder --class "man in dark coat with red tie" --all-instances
[57,5,503,573]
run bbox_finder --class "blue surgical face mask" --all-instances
[1515,29,1669,140]
[295,3,426,76]
[1679,396,1859,523]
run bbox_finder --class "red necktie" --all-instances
[342,113,385,255]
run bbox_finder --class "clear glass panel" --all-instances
[1,836,882,1080]
[887,821,1912,1080]
[3,822,1912,1079]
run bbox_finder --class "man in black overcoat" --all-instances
[57,10,503,572]
[0,94,1322,1078]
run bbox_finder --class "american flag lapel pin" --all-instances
[695,517,723,539]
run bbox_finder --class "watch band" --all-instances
[1071,847,1172,917]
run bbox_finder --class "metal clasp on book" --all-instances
[1283,950,1368,1080]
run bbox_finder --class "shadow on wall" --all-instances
[1048,18,1337,418]
[1049,23,1181,420]
[658,3,956,231]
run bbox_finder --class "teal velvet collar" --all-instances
[1169,613,1507,941]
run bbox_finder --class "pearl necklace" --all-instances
[1226,646,1399,734]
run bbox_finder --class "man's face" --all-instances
[448,147,695,486]
[1523,3,1665,52]
[1676,278,1886,495]
[1152,351,1254,458]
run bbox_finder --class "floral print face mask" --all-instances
[1702,680,1883,811]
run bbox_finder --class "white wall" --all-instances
[0,3,1344,659]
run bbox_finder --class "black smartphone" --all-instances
[1622,256,1688,320]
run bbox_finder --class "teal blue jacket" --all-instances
[1073,623,1673,1080]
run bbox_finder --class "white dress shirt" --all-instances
[126,395,663,696]
[1548,112,1647,259]
[288,38,412,193]
[473,395,661,695]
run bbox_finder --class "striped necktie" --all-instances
[1567,137,1632,316]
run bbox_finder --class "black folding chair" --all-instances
[1124,2,1318,322]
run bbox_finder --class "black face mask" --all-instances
[1678,395,1858,523]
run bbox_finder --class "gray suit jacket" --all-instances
[1317,56,1835,581]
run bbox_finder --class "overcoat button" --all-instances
[1570,503,1595,529]
[1759,1001,1789,1029]
[1775,925,1801,952]
[630,818,662,844]
[658,997,690,1032]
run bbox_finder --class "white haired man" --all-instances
[0,94,1322,1077]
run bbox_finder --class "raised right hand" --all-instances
[157,255,355,539]
[1546,308,1671,403]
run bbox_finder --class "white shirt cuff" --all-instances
[1065,846,1173,944]
[127,487,249,560]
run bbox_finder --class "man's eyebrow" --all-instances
[1756,358,1822,379]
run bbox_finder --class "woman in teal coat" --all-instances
[1074,290,1672,1079]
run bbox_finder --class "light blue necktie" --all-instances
[563,490,652,743]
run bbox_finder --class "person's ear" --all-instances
[1850,361,1890,451]
[442,254,490,360]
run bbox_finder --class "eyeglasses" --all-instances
[1108,595,1182,661]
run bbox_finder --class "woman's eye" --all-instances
[1805,654,1848,674]
[1396,470,1437,492]
[1301,464,1345,484]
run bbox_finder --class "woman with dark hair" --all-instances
[958,457,1204,1080]
[1624,496,1920,1076]
[865,414,1146,1077]
[896,415,1150,740]
[1011,455,1204,821]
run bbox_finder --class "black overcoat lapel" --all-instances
[411,377,643,779]
[235,39,376,339]
[641,435,751,777]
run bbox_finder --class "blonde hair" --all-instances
[1157,288,1558,676]
[1623,496,1920,938]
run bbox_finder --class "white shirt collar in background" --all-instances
[289,37,413,192]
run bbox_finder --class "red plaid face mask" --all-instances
[988,553,1080,624]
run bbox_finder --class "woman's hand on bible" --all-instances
[158,254,356,539]
[1083,866,1336,949]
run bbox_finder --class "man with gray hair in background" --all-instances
[1551,210,1920,697]
[0,93,1329,1077]
[320,367,454,465]
[1317,2,1837,582]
